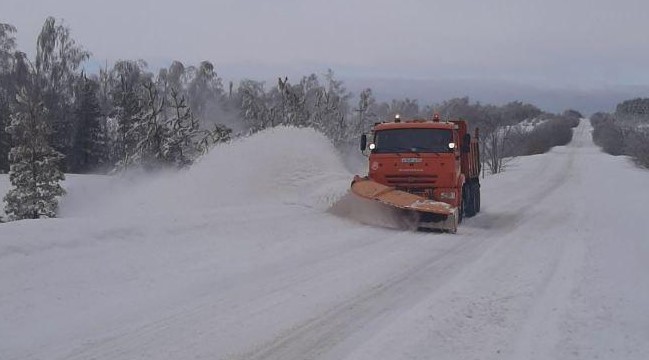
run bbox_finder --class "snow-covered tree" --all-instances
[34,17,90,170]
[388,98,420,119]
[129,81,165,169]
[354,88,378,134]
[3,86,65,220]
[198,123,231,155]
[165,61,187,98]
[117,80,207,170]
[238,79,275,132]
[164,87,202,167]
[0,23,18,172]
[186,61,223,121]
[616,98,649,123]
[314,69,352,144]
[111,60,148,168]
[272,71,353,144]
[277,76,311,127]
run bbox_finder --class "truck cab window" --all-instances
[373,129,453,153]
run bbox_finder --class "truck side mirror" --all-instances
[360,134,367,151]
[461,134,471,153]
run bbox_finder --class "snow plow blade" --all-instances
[350,176,459,233]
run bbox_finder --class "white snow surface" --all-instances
[1,122,648,360]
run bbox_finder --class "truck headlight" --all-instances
[440,191,456,200]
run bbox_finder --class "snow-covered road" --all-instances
[1,121,648,360]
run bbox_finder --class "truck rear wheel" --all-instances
[464,184,476,217]
[458,196,464,224]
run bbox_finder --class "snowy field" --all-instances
[1,121,648,360]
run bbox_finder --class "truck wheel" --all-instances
[464,184,476,217]
[458,197,464,224]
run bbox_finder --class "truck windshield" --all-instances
[373,129,453,153]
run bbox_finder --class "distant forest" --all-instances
[591,98,649,168]
[1,17,588,177]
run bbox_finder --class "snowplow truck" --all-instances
[352,114,481,233]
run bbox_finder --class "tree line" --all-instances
[591,98,649,168]
[0,17,579,221]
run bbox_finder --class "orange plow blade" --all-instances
[350,176,459,233]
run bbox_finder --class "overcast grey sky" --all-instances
[2,0,649,88]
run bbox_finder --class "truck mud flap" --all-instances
[416,208,459,233]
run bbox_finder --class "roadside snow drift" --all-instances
[1,120,649,360]
[59,126,352,219]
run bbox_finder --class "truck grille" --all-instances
[385,174,438,188]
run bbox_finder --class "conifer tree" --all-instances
[3,86,65,220]
[72,75,107,172]
[0,23,18,172]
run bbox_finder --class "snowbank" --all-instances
[59,126,352,219]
